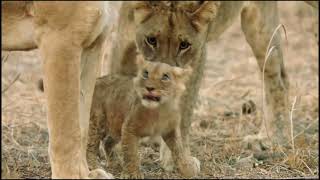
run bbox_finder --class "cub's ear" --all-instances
[135,54,145,69]
[191,1,220,32]
[132,2,153,25]
[173,65,193,83]
[183,65,193,78]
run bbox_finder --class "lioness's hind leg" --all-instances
[82,28,113,178]
[241,2,290,150]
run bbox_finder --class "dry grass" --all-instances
[1,2,318,179]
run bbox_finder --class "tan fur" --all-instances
[1,1,121,178]
[108,1,318,171]
[88,58,198,178]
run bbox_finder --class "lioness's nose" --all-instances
[146,86,155,92]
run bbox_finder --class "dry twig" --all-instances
[289,96,297,151]
[261,24,288,142]
[2,73,21,94]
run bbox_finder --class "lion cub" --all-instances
[87,56,199,178]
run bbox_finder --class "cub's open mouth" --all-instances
[143,94,161,102]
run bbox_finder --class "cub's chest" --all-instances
[134,108,179,137]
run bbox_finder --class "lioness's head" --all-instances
[133,1,219,67]
[133,55,192,109]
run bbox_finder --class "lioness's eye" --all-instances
[179,41,190,50]
[146,36,157,47]
[142,70,148,79]
[161,73,170,81]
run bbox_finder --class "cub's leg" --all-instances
[162,128,200,178]
[102,136,122,173]
[241,2,290,150]
[120,126,143,179]
[159,138,174,171]
[103,135,119,164]
[87,111,106,170]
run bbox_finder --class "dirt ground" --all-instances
[1,2,318,179]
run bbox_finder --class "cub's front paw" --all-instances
[191,156,201,173]
[159,140,174,172]
[178,156,200,178]
[160,157,174,172]
[120,170,144,179]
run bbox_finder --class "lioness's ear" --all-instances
[191,1,219,32]
[133,2,153,25]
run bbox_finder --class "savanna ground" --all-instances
[1,2,319,179]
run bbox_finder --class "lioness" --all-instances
[2,1,121,178]
[88,56,199,178]
[108,1,318,170]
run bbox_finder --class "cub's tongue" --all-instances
[143,94,161,102]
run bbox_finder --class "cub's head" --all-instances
[133,1,219,67]
[133,55,192,109]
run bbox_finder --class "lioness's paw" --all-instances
[88,168,114,179]
[120,170,144,179]
[178,156,200,178]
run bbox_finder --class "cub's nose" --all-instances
[146,86,155,92]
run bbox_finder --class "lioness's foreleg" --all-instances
[241,2,290,149]
[39,33,86,178]
[34,2,113,177]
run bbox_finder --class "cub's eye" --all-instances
[142,70,148,79]
[146,36,157,47]
[179,41,190,50]
[161,73,170,81]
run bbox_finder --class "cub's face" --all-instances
[133,1,219,67]
[133,58,191,109]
